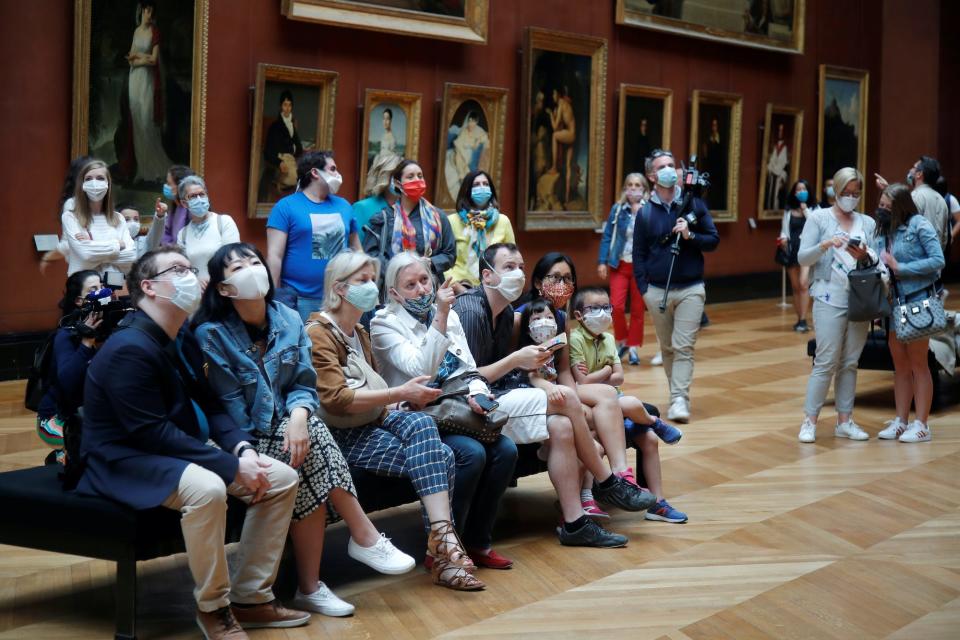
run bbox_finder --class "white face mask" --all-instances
[581,308,612,335]
[837,195,859,213]
[126,220,141,238]
[82,178,109,202]
[320,170,342,195]
[489,268,525,302]
[529,317,558,344]
[221,265,270,300]
[154,271,202,314]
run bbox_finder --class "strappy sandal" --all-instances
[431,557,485,591]
[427,520,475,571]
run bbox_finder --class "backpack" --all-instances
[24,331,57,412]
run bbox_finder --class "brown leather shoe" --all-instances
[231,600,311,629]
[196,607,248,640]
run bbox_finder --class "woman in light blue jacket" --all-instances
[194,242,414,618]
[875,184,945,443]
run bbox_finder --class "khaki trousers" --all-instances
[643,283,706,402]
[161,456,298,612]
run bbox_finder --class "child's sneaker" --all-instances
[650,418,682,445]
[581,498,610,519]
[645,499,688,523]
[628,347,640,365]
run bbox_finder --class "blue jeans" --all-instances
[295,296,324,324]
[442,434,518,549]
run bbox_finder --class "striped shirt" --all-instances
[452,288,514,374]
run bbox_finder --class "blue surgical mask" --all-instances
[656,166,678,188]
[163,183,175,200]
[796,190,808,203]
[187,196,210,218]
[471,185,492,207]
[825,186,835,199]
[906,170,915,186]
[344,281,380,312]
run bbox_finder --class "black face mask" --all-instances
[875,207,892,231]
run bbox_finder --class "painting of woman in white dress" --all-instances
[443,101,490,203]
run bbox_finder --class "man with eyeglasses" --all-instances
[76,247,310,639]
[633,150,720,422]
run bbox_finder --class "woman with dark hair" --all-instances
[363,159,456,282]
[875,184,945,443]
[195,242,415,617]
[37,270,107,463]
[777,179,812,332]
[446,170,515,293]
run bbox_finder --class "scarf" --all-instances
[457,207,500,280]
[391,198,443,257]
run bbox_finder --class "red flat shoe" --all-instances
[467,548,514,570]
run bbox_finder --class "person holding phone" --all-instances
[370,252,518,569]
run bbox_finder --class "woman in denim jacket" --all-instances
[194,242,414,618]
[875,184,945,443]
[598,173,649,365]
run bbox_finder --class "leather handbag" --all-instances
[847,262,891,322]
[419,374,507,444]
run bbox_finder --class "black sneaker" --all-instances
[558,519,628,548]
[794,320,809,333]
[594,476,656,512]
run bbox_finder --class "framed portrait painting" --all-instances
[520,28,608,231]
[433,83,508,211]
[247,64,338,218]
[816,65,869,198]
[616,0,805,54]
[359,89,421,197]
[282,0,489,44]
[757,104,803,220]
[72,0,208,216]
[690,90,743,222]
[616,84,672,188]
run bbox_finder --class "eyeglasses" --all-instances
[649,149,673,159]
[150,265,199,279]
[542,274,575,285]
[582,304,613,314]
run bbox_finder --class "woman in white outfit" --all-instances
[796,167,877,443]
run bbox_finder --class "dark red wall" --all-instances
[1,0,948,333]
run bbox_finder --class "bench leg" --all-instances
[115,559,137,640]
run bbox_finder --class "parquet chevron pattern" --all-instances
[0,297,956,639]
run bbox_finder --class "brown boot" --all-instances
[196,607,248,640]
[231,600,311,629]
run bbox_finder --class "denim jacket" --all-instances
[196,300,319,434]
[884,214,945,300]
[598,203,635,268]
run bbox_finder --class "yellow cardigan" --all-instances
[445,212,516,286]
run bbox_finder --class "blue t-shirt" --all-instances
[351,194,388,243]
[267,192,356,299]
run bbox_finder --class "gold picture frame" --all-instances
[282,0,488,44]
[247,64,338,219]
[615,84,672,188]
[519,27,608,231]
[690,90,742,222]
[433,82,508,211]
[72,0,208,213]
[816,65,869,198]
[359,89,421,197]
[757,104,803,220]
[616,0,805,55]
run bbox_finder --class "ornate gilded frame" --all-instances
[757,103,803,220]
[281,0,488,44]
[359,89,422,197]
[615,83,672,189]
[690,89,742,223]
[72,0,208,172]
[247,64,338,218]
[615,0,805,54]
[433,82,508,211]
[816,65,869,198]
[519,27,608,231]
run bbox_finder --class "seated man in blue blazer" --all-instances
[76,246,310,639]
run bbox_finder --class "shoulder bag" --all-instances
[847,256,891,322]
[418,372,507,444]
[888,272,946,342]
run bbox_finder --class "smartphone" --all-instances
[542,334,567,352]
[472,394,499,412]
[847,237,862,248]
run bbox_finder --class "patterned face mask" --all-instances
[540,280,574,309]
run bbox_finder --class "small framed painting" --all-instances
[690,89,743,222]
[358,89,422,198]
[757,103,803,220]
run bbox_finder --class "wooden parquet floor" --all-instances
[0,297,957,639]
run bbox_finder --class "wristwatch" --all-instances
[237,443,258,458]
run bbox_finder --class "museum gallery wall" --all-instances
[1,0,952,332]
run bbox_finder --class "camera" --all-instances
[64,285,134,342]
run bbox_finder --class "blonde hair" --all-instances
[385,251,431,294]
[364,152,403,197]
[72,159,118,229]
[832,167,864,202]
[616,172,649,206]
[322,250,381,311]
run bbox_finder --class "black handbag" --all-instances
[419,373,507,444]
[847,260,891,322]
[774,243,791,267]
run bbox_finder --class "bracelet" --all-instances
[237,443,257,458]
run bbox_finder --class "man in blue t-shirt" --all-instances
[266,150,361,322]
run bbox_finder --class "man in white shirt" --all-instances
[877,156,949,251]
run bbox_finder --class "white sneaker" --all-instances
[798,417,817,443]
[877,417,908,440]
[899,420,932,443]
[348,533,415,575]
[835,419,869,441]
[292,583,355,617]
[666,397,690,423]
[650,351,663,366]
